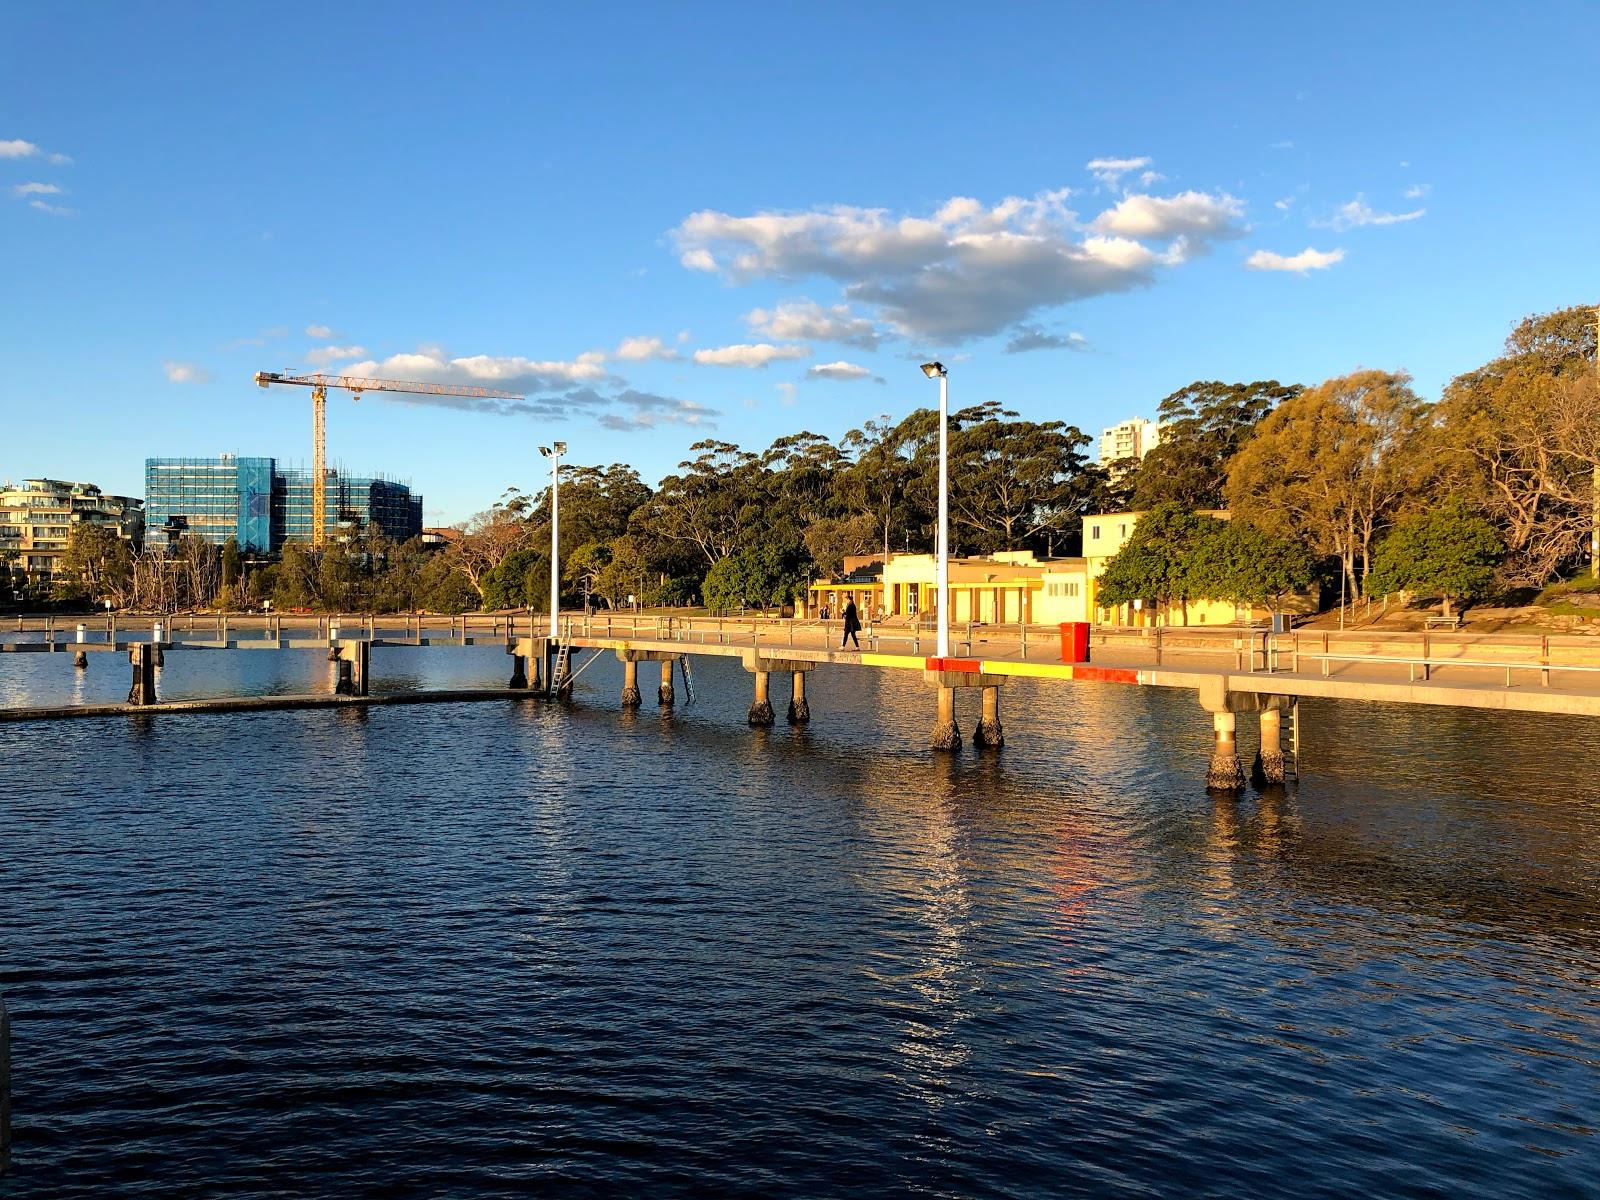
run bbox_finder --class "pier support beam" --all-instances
[621,658,642,708]
[973,685,1004,747]
[508,644,529,690]
[787,670,810,724]
[1252,706,1287,786]
[73,650,88,670]
[659,659,675,707]
[748,670,775,726]
[931,686,961,750]
[1205,711,1246,792]
[127,644,157,705]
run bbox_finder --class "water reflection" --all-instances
[1,643,1598,1195]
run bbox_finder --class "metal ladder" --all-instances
[1286,699,1302,781]
[551,639,573,700]
[677,654,697,705]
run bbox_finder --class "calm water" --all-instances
[1,645,1597,1197]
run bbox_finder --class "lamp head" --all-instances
[539,446,552,458]
[920,361,947,379]
[554,441,568,455]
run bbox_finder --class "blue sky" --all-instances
[4,2,1597,523]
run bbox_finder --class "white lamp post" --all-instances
[538,441,567,638]
[920,361,950,658]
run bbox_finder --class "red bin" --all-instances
[1059,621,1090,663]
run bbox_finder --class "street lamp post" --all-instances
[920,361,950,658]
[539,441,567,639]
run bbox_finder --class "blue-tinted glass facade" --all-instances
[144,456,422,552]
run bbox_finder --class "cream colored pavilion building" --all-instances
[804,510,1276,628]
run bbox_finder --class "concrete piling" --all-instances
[334,641,370,697]
[658,659,675,707]
[787,670,810,724]
[748,669,775,726]
[508,654,529,689]
[127,643,157,705]
[1206,710,1246,791]
[621,658,642,708]
[973,684,1004,747]
[931,685,961,750]
[1252,706,1287,786]
[74,651,88,670]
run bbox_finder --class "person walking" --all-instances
[842,599,862,649]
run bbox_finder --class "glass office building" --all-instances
[144,456,422,552]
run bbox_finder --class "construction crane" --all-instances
[253,371,523,549]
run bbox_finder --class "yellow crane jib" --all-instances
[253,370,523,549]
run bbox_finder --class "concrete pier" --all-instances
[659,659,675,707]
[1206,710,1246,791]
[127,643,157,705]
[931,685,961,750]
[621,658,642,708]
[748,669,775,726]
[508,640,530,689]
[1253,705,1287,786]
[787,670,810,724]
[973,684,1004,747]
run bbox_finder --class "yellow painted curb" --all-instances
[859,652,925,670]
[979,660,1077,680]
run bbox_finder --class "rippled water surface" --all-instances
[1,647,1598,1197]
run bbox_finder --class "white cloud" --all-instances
[807,361,878,382]
[10,182,61,197]
[1086,156,1151,188]
[692,342,811,368]
[28,199,75,216]
[164,360,212,384]
[1315,196,1425,230]
[1270,140,1295,150]
[675,182,1248,341]
[680,247,717,271]
[305,344,367,365]
[341,347,609,393]
[1091,190,1247,242]
[746,300,883,348]
[0,139,71,164]
[777,382,797,406]
[1274,196,1295,211]
[1403,183,1431,199]
[615,335,680,361]
[305,324,335,338]
[1246,246,1345,273]
[1004,326,1088,354]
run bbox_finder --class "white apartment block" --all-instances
[1098,417,1162,469]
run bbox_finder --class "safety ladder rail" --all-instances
[677,654,697,705]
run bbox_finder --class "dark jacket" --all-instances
[843,602,862,633]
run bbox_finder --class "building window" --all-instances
[1091,524,1100,539]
